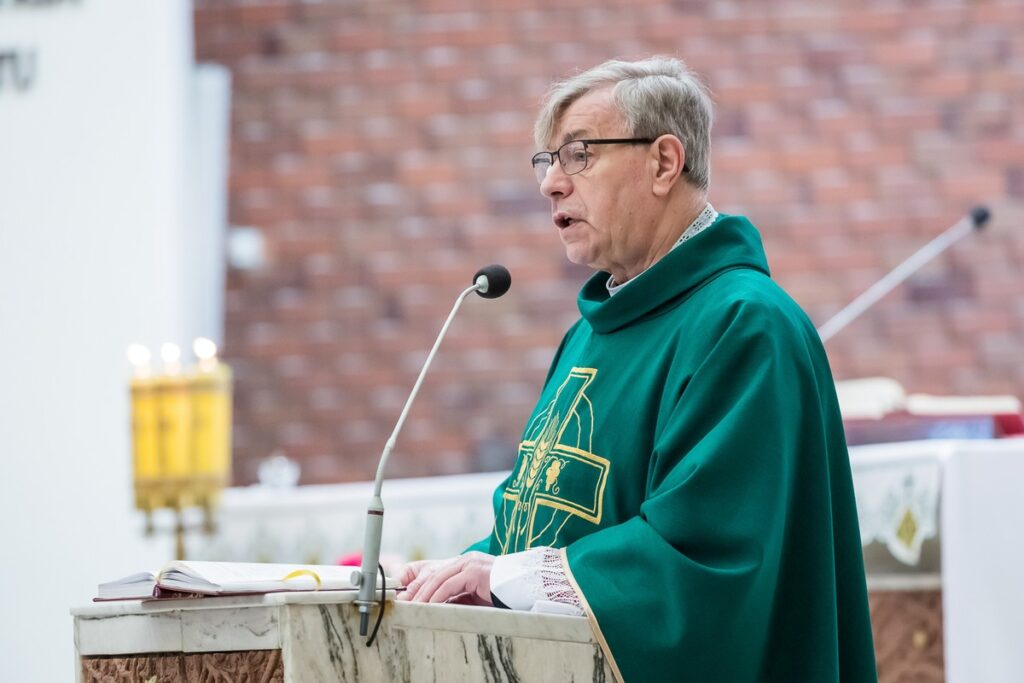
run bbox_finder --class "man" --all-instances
[399,56,877,682]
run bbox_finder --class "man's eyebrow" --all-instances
[560,129,590,145]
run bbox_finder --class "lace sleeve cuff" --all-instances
[490,546,584,616]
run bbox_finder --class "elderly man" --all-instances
[399,57,877,682]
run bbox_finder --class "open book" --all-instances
[96,561,394,601]
[97,571,161,600]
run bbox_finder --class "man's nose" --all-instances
[539,160,572,199]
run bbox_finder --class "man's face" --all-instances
[539,88,653,275]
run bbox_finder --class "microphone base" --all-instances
[359,609,369,636]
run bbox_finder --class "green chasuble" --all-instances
[468,214,877,682]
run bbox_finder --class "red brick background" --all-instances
[193,0,1024,485]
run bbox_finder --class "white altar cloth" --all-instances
[850,439,1024,683]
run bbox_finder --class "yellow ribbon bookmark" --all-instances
[281,569,322,590]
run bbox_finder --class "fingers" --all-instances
[396,558,456,602]
[428,572,478,604]
[397,560,429,587]
[408,559,465,603]
[395,553,495,605]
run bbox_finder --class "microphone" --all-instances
[969,205,991,230]
[353,264,511,637]
[474,264,512,299]
[817,205,991,343]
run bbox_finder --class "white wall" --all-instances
[0,1,211,679]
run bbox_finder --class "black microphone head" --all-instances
[970,205,991,230]
[473,264,511,299]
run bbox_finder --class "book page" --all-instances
[158,561,383,594]
[96,571,159,600]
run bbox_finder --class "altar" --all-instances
[853,438,1024,682]
[74,591,612,682]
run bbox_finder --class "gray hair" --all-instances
[534,56,713,191]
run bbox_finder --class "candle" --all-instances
[156,343,191,507]
[190,338,233,503]
[127,344,158,512]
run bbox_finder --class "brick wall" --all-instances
[193,0,1024,485]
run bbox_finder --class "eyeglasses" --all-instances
[531,137,690,184]
[531,138,650,184]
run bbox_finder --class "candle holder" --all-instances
[128,339,233,560]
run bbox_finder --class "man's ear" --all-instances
[650,135,686,197]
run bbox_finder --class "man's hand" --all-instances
[396,552,495,605]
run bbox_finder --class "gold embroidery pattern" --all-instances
[544,458,566,494]
[496,368,610,554]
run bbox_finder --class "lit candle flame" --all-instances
[194,337,219,371]
[127,344,151,366]
[193,337,218,360]
[126,344,152,377]
[161,342,182,374]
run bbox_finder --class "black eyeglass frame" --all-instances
[531,137,690,182]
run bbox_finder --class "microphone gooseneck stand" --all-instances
[352,265,512,641]
[817,206,990,343]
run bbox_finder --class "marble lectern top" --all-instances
[73,590,614,682]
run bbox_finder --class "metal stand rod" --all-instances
[817,207,990,343]
[354,281,484,634]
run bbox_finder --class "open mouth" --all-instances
[553,212,577,229]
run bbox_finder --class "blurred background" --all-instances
[1,0,1022,680]
[202,0,1024,484]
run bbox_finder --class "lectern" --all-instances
[73,592,613,682]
